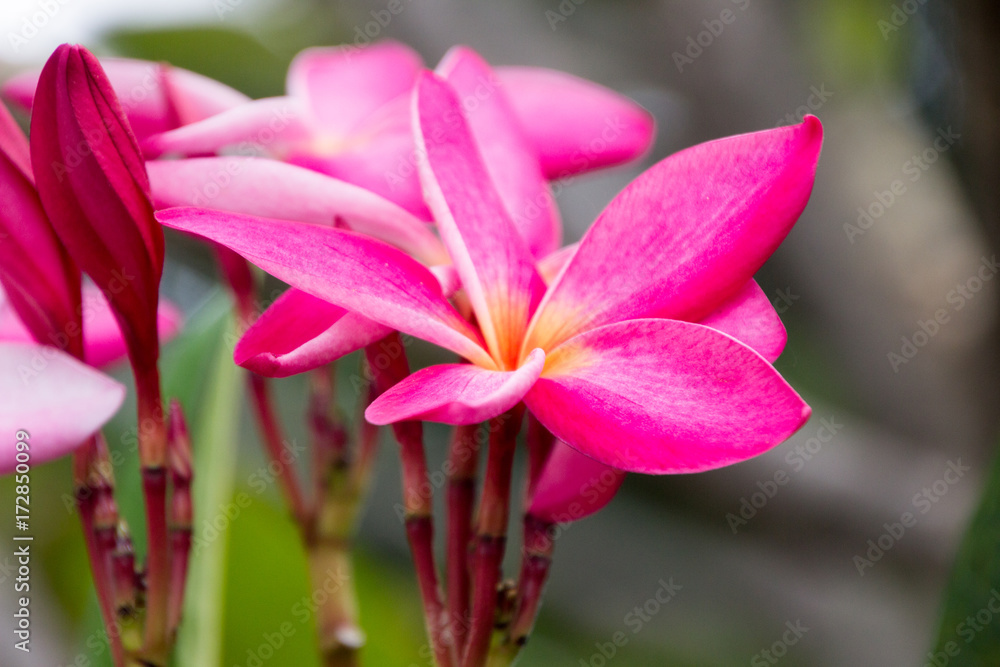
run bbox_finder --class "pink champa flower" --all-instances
[157,72,822,474]
[4,56,249,145]
[142,41,654,219]
[178,47,616,378]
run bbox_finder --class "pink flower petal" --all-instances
[528,441,625,523]
[524,117,823,354]
[525,319,810,474]
[537,243,578,286]
[146,156,446,264]
[142,96,310,158]
[0,106,81,351]
[3,58,249,142]
[157,206,493,368]
[366,348,545,425]
[0,341,125,473]
[234,288,391,378]
[438,47,561,258]
[699,281,786,363]
[497,66,655,179]
[287,41,422,136]
[415,72,545,369]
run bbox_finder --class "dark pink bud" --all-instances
[30,44,164,372]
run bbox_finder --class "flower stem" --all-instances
[135,363,170,665]
[463,409,523,667]
[446,424,482,653]
[166,401,194,637]
[73,436,127,667]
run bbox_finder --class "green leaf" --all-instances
[173,306,244,666]
[932,449,1000,663]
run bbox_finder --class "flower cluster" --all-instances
[2,40,822,667]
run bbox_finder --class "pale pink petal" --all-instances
[537,243,577,286]
[525,319,810,474]
[289,94,432,220]
[438,47,561,258]
[157,207,493,368]
[528,441,625,523]
[0,342,125,472]
[234,288,391,378]
[699,281,786,363]
[366,348,545,425]
[524,117,823,353]
[497,66,655,179]
[146,156,446,264]
[162,63,251,125]
[287,41,422,135]
[142,97,310,158]
[415,72,545,369]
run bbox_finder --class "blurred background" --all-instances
[2,0,1000,665]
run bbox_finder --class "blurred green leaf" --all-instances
[174,303,243,666]
[104,27,288,98]
[932,447,1000,664]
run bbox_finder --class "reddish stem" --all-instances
[249,372,310,525]
[446,424,482,652]
[167,401,194,636]
[463,409,523,667]
[73,438,127,666]
[507,516,555,646]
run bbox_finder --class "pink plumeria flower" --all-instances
[0,101,125,473]
[4,56,249,146]
[142,41,654,219]
[168,46,625,378]
[157,71,822,474]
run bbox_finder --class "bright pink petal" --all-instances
[146,156,446,264]
[0,99,31,180]
[157,206,492,368]
[497,66,655,179]
[0,106,81,351]
[528,441,625,523]
[438,47,561,258]
[234,288,391,378]
[699,281,786,363]
[3,58,248,141]
[0,341,125,473]
[415,72,545,369]
[142,96,310,158]
[287,41,422,136]
[366,348,545,425]
[524,117,823,354]
[525,319,810,474]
